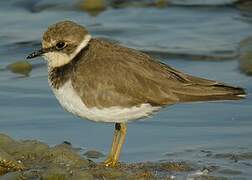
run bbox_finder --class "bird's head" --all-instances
[27,21,91,68]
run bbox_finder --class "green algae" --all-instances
[155,0,169,8]
[236,0,252,11]
[7,61,32,76]
[84,150,105,159]
[0,134,245,180]
[78,0,106,16]
[0,133,194,179]
[239,37,252,75]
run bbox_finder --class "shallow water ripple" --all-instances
[0,0,252,179]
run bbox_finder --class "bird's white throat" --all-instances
[44,34,92,68]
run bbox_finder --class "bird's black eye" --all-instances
[55,42,66,50]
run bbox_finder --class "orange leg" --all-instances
[103,123,127,167]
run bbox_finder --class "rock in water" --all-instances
[78,0,106,16]
[7,60,32,76]
[84,150,105,159]
[239,37,252,75]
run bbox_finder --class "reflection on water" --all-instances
[0,0,252,179]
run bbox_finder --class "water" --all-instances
[0,0,252,179]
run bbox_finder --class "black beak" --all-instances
[26,48,48,59]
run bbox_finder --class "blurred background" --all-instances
[0,0,252,178]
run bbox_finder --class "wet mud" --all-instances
[0,134,238,180]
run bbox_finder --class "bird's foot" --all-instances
[103,157,119,167]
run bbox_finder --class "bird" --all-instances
[27,21,246,167]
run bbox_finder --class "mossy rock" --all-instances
[236,0,252,11]
[79,0,106,16]
[155,0,169,8]
[84,150,105,159]
[7,61,32,76]
[239,37,252,75]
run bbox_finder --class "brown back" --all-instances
[70,39,245,109]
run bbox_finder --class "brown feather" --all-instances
[62,38,245,109]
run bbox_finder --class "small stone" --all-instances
[79,0,106,16]
[155,0,169,8]
[201,150,212,154]
[204,165,219,172]
[239,37,252,75]
[62,141,72,146]
[84,150,105,159]
[45,145,89,168]
[236,0,252,11]
[7,61,32,76]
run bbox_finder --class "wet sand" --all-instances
[2,133,252,179]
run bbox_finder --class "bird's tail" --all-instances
[170,75,246,103]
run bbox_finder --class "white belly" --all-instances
[50,80,160,123]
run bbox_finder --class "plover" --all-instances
[27,21,246,167]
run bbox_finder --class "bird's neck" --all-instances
[47,38,93,89]
[48,63,73,89]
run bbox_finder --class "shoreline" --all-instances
[0,133,228,180]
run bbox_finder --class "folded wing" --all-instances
[72,39,246,109]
